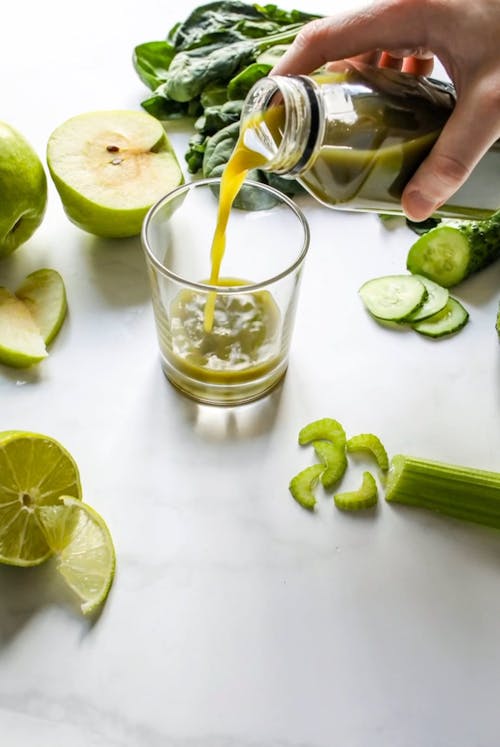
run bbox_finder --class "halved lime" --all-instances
[0,431,82,566]
[37,497,115,615]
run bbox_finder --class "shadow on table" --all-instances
[177,378,284,442]
[0,560,96,647]
[456,261,500,307]
[83,234,151,308]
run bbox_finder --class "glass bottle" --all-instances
[240,62,500,219]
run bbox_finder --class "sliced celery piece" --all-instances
[334,471,378,511]
[386,454,500,529]
[346,433,389,471]
[298,418,346,448]
[313,440,347,489]
[289,463,324,510]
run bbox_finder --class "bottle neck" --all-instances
[239,75,324,176]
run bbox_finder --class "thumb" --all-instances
[402,86,500,221]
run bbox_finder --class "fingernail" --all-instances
[404,191,436,222]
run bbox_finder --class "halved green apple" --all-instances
[0,287,47,368]
[16,268,67,345]
[46,110,184,238]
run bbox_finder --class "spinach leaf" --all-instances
[406,216,442,235]
[227,63,272,100]
[133,41,177,90]
[255,4,321,24]
[141,91,192,119]
[142,85,202,119]
[200,83,228,108]
[202,121,240,177]
[255,43,290,67]
[165,41,255,102]
[196,100,244,136]
[170,1,281,50]
[186,132,208,173]
[202,122,276,209]
[263,172,305,197]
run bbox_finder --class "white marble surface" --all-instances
[2,1,500,745]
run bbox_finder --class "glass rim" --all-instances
[141,176,310,293]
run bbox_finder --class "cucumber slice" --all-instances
[405,275,449,321]
[334,471,378,511]
[346,433,389,471]
[411,297,469,338]
[359,275,427,321]
[289,463,324,510]
[313,440,347,489]
[298,418,346,448]
[407,226,470,287]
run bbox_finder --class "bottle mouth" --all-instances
[240,75,322,177]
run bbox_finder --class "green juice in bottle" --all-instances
[239,62,500,219]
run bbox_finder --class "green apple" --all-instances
[0,287,47,368]
[0,122,47,258]
[46,110,184,238]
[16,268,67,345]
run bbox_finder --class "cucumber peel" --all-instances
[406,211,500,287]
[411,297,469,338]
[334,471,378,511]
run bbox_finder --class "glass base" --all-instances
[160,356,288,406]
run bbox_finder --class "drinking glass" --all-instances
[141,178,309,406]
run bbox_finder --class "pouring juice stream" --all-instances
[203,108,284,332]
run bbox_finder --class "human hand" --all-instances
[271,0,500,221]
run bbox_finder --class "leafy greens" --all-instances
[133,1,322,207]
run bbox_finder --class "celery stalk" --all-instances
[386,454,500,529]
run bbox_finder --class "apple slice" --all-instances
[16,268,67,345]
[46,110,184,238]
[0,287,47,368]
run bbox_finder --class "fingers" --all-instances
[271,5,429,76]
[401,56,434,76]
[402,83,500,221]
[379,50,434,76]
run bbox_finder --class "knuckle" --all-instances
[431,152,471,187]
[294,19,329,50]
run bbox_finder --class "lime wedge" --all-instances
[37,497,115,615]
[0,431,82,566]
